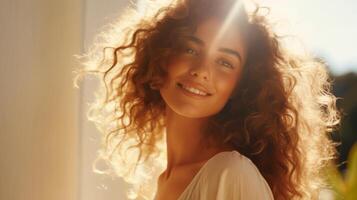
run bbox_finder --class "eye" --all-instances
[185,48,198,56]
[217,59,234,69]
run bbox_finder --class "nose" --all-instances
[189,60,211,81]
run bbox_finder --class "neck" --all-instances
[163,106,222,179]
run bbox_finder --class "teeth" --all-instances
[181,84,208,96]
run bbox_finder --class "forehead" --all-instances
[193,17,247,58]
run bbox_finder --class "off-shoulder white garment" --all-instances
[175,150,275,200]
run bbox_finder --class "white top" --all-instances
[176,150,275,200]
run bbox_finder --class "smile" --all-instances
[177,82,211,97]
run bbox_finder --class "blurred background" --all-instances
[0,0,356,200]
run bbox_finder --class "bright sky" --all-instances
[256,0,357,75]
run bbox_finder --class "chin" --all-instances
[169,104,218,119]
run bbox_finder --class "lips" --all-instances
[176,80,213,96]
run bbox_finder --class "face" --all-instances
[160,17,247,118]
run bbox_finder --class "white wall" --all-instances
[0,0,134,199]
[0,0,82,200]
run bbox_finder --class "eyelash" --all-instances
[185,48,198,55]
[217,59,234,69]
[184,47,234,69]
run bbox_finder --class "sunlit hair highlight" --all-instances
[74,0,341,199]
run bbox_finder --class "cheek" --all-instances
[166,58,189,78]
[213,71,240,101]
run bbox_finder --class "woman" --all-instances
[74,0,341,199]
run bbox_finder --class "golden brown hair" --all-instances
[74,0,341,199]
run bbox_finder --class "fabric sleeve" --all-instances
[213,155,275,200]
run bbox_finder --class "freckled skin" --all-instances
[160,17,247,118]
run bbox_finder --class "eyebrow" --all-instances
[184,35,242,62]
[217,48,242,63]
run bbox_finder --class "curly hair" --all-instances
[74,0,341,199]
